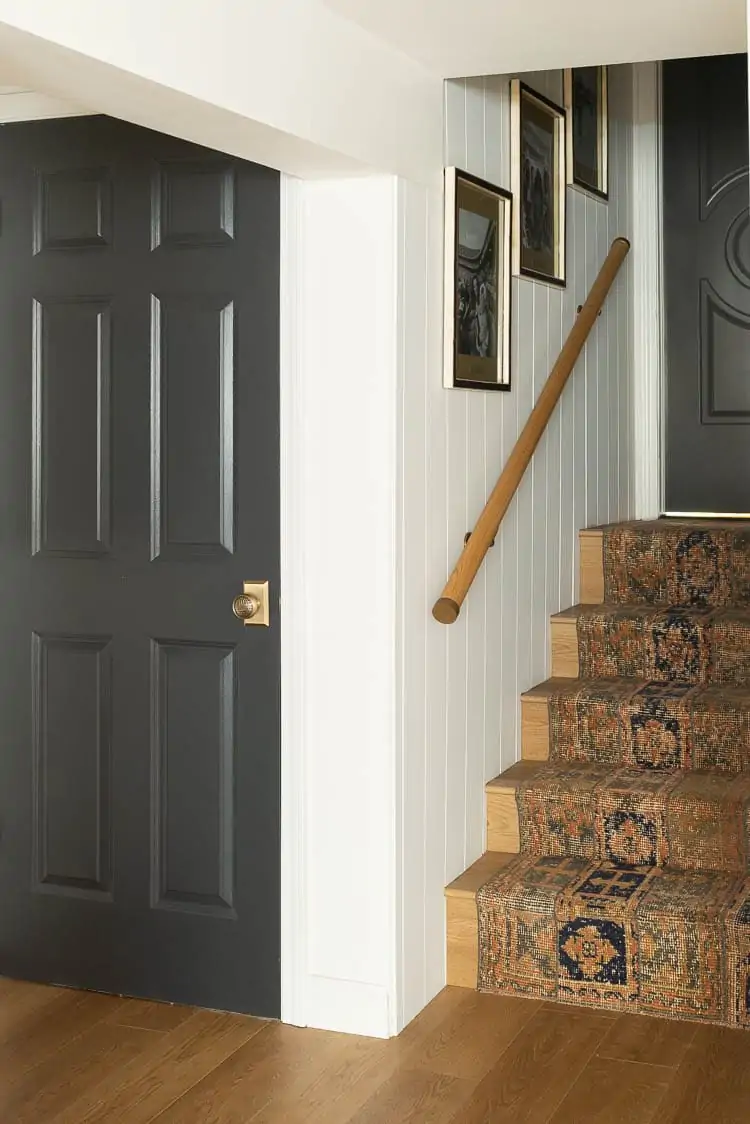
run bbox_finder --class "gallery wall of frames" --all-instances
[444,66,608,391]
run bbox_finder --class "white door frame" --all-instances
[279,174,306,1026]
[631,61,666,520]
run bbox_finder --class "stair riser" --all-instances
[447,897,479,988]
[521,694,550,760]
[601,522,750,608]
[552,613,750,687]
[522,685,750,773]
[579,530,605,604]
[475,855,750,1027]
[551,618,579,677]
[488,783,750,874]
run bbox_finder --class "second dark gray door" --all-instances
[0,116,280,1016]
[664,54,750,514]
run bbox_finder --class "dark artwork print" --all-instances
[572,67,600,189]
[521,117,553,261]
[456,208,497,360]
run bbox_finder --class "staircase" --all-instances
[446,519,750,1028]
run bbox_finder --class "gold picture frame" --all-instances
[511,80,567,287]
[443,167,513,391]
[564,66,609,200]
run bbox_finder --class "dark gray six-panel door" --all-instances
[0,116,280,1016]
[664,54,750,513]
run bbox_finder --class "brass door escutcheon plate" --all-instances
[232,581,270,626]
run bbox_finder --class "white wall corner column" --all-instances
[631,61,664,518]
[280,174,402,1038]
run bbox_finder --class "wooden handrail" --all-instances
[433,236,631,625]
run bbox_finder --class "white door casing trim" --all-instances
[631,61,665,519]
[278,175,401,1038]
[279,173,307,1028]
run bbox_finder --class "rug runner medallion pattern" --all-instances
[477,520,750,1026]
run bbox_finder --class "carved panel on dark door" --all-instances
[150,293,235,560]
[31,297,112,557]
[664,54,750,511]
[31,633,113,899]
[33,166,112,253]
[700,280,750,421]
[151,160,235,249]
[150,639,236,917]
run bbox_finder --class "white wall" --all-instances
[0,84,83,119]
[395,65,636,1025]
[323,0,746,82]
[0,0,442,181]
[282,176,402,1037]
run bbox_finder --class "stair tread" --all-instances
[475,850,750,899]
[525,673,750,708]
[486,761,541,790]
[488,758,750,790]
[593,518,748,532]
[558,602,750,618]
[445,851,515,899]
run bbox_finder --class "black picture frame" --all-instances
[443,167,513,392]
[564,66,609,200]
[511,80,567,287]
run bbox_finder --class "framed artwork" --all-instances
[564,66,608,199]
[510,80,567,287]
[443,167,512,391]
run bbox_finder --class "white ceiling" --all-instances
[324,0,747,77]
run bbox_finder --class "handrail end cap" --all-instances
[433,597,460,625]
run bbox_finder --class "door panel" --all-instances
[664,54,750,512]
[32,633,113,899]
[151,294,235,559]
[0,115,280,1016]
[150,639,237,917]
[32,297,112,556]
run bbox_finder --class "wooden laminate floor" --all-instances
[1,978,749,1123]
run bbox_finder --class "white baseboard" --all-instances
[303,976,392,1038]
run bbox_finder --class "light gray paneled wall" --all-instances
[396,65,635,1027]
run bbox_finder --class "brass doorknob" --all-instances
[232,582,270,626]
[233,593,261,621]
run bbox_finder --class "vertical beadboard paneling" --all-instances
[423,185,449,1011]
[398,178,429,1028]
[482,76,508,785]
[398,65,636,1029]
[463,77,489,863]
